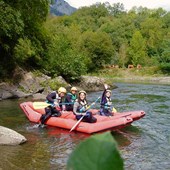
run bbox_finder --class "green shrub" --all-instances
[160,63,170,74]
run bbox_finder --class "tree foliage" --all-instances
[0,2,170,80]
[0,0,49,78]
[128,31,147,66]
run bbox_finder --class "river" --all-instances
[0,83,169,170]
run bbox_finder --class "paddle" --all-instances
[33,102,73,109]
[69,97,101,132]
[33,102,51,109]
[112,107,117,113]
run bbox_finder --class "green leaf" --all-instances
[67,132,124,170]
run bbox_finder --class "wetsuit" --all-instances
[100,89,113,116]
[73,99,97,123]
[65,93,77,111]
[40,91,62,125]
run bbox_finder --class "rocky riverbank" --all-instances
[0,71,117,101]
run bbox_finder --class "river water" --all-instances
[0,83,169,170]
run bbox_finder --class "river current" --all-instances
[0,83,169,170]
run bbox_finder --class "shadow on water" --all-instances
[0,83,170,170]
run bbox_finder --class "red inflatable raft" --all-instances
[20,102,145,134]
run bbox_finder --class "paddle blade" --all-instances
[112,107,117,113]
[33,102,50,109]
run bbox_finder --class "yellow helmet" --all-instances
[79,90,87,95]
[58,87,67,94]
[71,87,77,91]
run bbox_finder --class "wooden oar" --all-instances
[69,97,101,132]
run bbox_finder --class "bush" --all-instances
[160,63,170,74]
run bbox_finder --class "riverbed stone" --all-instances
[0,126,27,145]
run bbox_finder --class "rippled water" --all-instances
[0,83,170,170]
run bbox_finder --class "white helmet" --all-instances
[71,87,77,91]
[79,90,87,95]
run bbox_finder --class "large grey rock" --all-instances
[0,71,70,100]
[32,93,46,100]
[0,126,27,145]
[0,82,30,100]
[76,76,117,92]
[19,72,48,94]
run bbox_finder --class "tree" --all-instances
[44,20,88,81]
[107,2,126,17]
[118,43,129,68]
[128,31,147,66]
[140,17,164,57]
[0,0,49,78]
[158,32,170,73]
[81,31,114,71]
[0,1,24,77]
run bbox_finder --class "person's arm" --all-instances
[73,101,84,115]
[101,84,110,106]
[46,92,56,104]
[65,94,72,104]
[101,89,107,106]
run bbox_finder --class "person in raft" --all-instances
[39,87,67,128]
[73,90,97,123]
[99,84,113,116]
[65,87,77,111]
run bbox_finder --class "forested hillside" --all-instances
[0,0,169,82]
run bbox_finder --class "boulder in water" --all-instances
[0,126,27,145]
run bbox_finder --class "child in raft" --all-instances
[39,87,67,128]
[65,86,77,111]
[73,90,97,123]
[99,84,114,116]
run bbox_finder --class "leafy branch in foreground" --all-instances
[67,132,124,170]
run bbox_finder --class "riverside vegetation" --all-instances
[0,0,170,84]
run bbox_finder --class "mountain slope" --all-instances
[50,0,77,16]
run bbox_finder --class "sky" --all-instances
[65,0,170,11]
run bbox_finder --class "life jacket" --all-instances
[101,97,112,109]
[67,93,77,103]
[77,99,88,113]
[46,91,62,106]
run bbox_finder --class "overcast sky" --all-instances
[65,0,170,11]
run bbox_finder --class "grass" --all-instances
[89,66,166,78]
[88,67,170,84]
